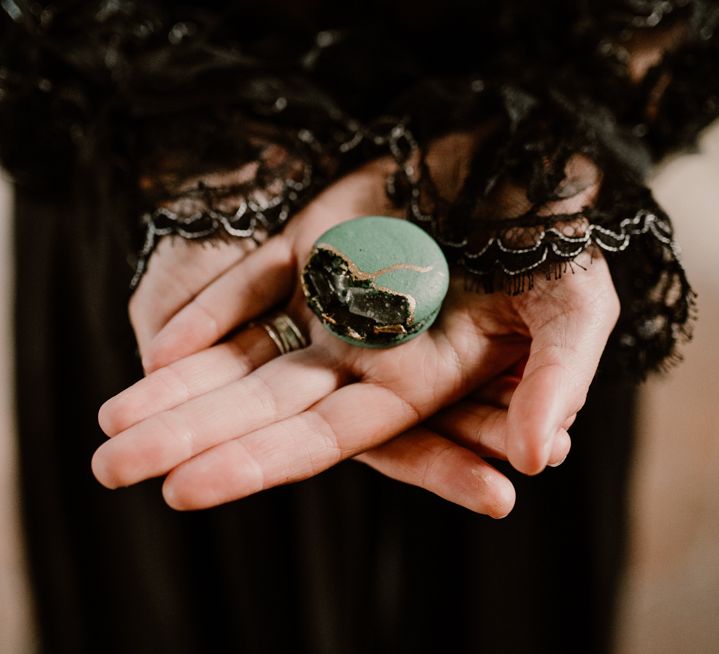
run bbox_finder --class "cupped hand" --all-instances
[93,154,617,515]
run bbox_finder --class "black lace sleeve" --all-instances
[1,0,714,376]
[129,111,339,289]
[128,109,411,289]
[573,0,719,158]
[383,81,696,376]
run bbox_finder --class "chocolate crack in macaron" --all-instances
[302,216,449,348]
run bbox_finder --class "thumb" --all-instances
[506,265,620,475]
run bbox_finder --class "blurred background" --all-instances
[0,123,717,654]
[615,121,719,654]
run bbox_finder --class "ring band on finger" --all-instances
[254,311,308,355]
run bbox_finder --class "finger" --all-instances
[430,402,507,458]
[470,375,520,408]
[92,346,345,489]
[356,428,516,518]
[143,235,295,373]
[130,239,252,357]
[548,429,572,468]
[469,354,527,408]
[507,274,619,475]
[161,381,429,510]
[563,413,577,431]
[430,401,571,466]
[98,325,282,437]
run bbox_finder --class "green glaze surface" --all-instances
[302,215,450,347]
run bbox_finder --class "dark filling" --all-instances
[303,248,414,344]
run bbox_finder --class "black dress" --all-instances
[3,2,714,652]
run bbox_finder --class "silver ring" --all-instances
[255,312,308,355]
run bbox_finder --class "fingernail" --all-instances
[548,429,572,467]
[163,483,177,508]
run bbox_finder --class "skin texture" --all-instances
[94,149,618,517]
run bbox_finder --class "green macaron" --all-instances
[301,216,450,348]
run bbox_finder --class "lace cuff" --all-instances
[385,85,695,376]
[130,113,331,289]
[129,109,420,289]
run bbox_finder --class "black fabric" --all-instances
[4,1,714,652]
[15,189,637,654]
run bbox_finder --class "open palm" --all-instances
[93,158,617,516]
